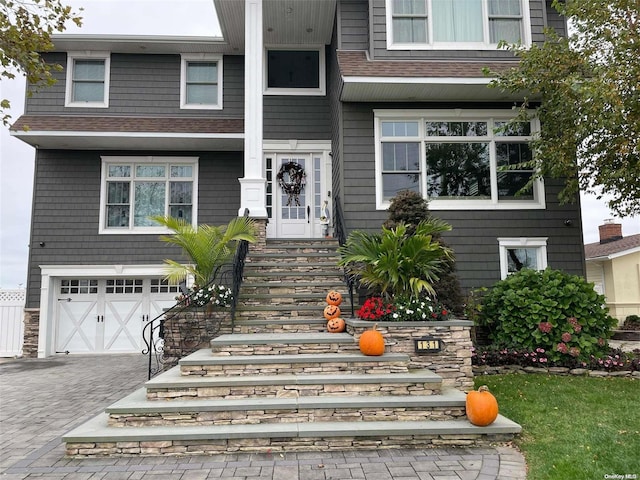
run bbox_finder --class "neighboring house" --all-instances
[585,221,640,326]
[11,0,585,358]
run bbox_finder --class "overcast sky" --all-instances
[0,0,638,289]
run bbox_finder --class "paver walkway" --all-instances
[0,354,527,480]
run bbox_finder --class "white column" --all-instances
[239,0,268,218]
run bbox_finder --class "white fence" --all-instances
[0,289,25,357]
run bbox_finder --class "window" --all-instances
[65,52,110,107]
[374,110,544,210]
[181,54,222,109]
[99,157,198,234]
[498,238,548,279]
[387,0,530,49]
[264,47,326,95]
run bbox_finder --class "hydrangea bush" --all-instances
[477,268,617,362]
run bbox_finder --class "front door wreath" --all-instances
[277,161,306,206]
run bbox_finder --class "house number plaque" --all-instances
[414,337,443,354]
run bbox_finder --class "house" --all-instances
[585,220,640,325]
[11,0,585,359]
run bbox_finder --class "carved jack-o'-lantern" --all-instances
[327,317,346,333]
[323,304,341,320]
[326,290,343,306]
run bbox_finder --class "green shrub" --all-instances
[477,268,617,362]
[383,190,464,314]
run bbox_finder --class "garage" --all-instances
[54,277,178,354]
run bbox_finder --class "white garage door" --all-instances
[55,278,178,354]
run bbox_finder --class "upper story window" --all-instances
[387,0,531,50]
[99,156,198,234]
[374,110,544,210]
[180,54,223,109]
[65,52,110,108]
[264,46,326,96]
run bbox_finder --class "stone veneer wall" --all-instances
[346,320,475,391]
[161,311,233,369]
[22,309,40,358]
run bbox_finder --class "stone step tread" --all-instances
[237,306,356,314]
[179,349,410,366]
[238,292,354,300]
[64,413,521,443]
[145,366,442,389]
[266,239,339,246]
[241,281,346,287]
[210,332,355,346]
[234,318,327,326]
[245,261,341,266]
[249,252,339,258]
[242,271,345,277]
[106,388,466,414]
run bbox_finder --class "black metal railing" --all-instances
[142,212,252,379]
[334,195,357,318]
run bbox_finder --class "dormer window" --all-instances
[65,52,110,108]
[387,0,531,50]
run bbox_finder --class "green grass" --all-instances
[474,374,640,480]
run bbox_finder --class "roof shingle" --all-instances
[585,233,640,259]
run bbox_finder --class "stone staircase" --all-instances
[62,239,521,456]
[232,239,354,332]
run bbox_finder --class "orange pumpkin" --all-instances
[327,317,346,333]
[323,304,341,320]
[466,385,499,426]
[326,290,343,306]
[358,324,385,356]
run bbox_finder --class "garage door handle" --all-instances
[96,315,104,323]
[58,298,72,302]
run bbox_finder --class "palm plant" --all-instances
[338,220,453,300]
[151,215,257,287]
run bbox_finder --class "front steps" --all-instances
[64,332,522,456]
[234,239,355,325]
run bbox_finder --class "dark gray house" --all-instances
[11,0,585,358]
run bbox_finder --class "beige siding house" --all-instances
[585,221,640,325]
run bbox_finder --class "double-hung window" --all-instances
[387,0,531,49]
[65,52,110,107]
[100,157,198,234]
[180,54,223,109]
[375,110,544,210]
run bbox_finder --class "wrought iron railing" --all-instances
[142,212,252,379]
[334,195,357,318]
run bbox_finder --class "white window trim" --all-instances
[498,237,548,279]
[98,156,199,235]
[385,0,532,50]
[180,53,223,110]
[263,45,326,96]
[65,51,111,108]
[374,109,545,211]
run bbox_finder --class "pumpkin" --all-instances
[466,385,499,426]
[326,290,343,306]
[358,324,385,356]
[323,304,341,320]
[327,317,346,333]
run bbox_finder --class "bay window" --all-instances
[375,110,544,210]
[387,0,531,49]
[100,157,198,234]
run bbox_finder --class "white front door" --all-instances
[266,152,332,239]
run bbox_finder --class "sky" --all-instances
[0,0,639,289]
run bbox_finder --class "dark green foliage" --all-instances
[383,190,464,314]
[622,314,640,330]
[477,268,617,362]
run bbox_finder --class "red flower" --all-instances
[569,347,581,358]
[561,332,572,343]
[556,342,568,354]
[538,322,552,333]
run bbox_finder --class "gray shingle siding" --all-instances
[338,102,585,293]
[338,0,369,51]
[25,149,243,307]
[263,96,331,140]
[26,53,244,117]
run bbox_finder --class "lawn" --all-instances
[474,374,640,480]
